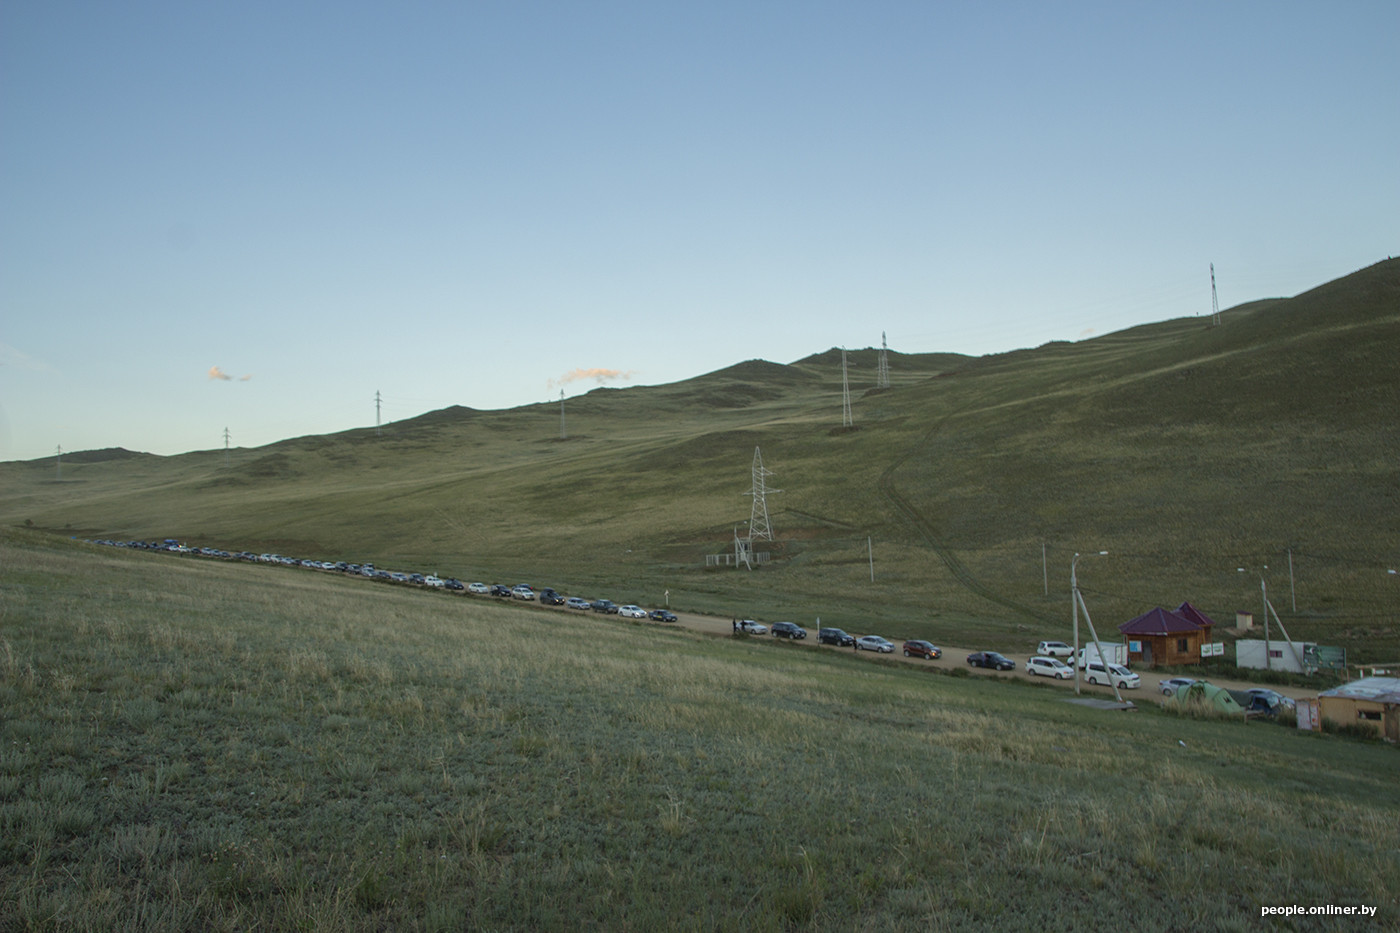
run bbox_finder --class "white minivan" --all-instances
[1084,662,1140,689]
[1026,656,1074,679]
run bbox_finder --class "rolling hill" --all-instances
[4,258,1398,660]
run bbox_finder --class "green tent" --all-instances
[1171,682,1246,715]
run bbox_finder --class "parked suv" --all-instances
[510,584,535,600]
[902,639,941,660]
[590,599,619,614]
[538,587,565,605]
[818,628,854,647]
[771,621,807,639]
[1036,640,1073,657]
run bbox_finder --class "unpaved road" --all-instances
[616,607,1319,704]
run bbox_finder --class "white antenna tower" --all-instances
[841,347,853,427]
[223,427,231,468]
[374,390,382,436]
[55,444,62,480]
[745,446,780,541]
[1210,263,1220,326]
[876,332,890,389]
[559,390,566,440]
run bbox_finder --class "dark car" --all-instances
[489,584,512,598]
[966,651,1015,671]
[818,627,854,647]
[443,578,465,591]
[771,621,807,639]
[650,609,678,622]
[538,588,565,605]
[590,599,619,614]
[903,639,941,659]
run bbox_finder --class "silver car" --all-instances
[855,635,895,653]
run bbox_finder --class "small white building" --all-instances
[1235,638,1314,674]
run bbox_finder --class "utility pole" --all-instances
[559,390,566,440]
[841,348,853,428]
[375,390,382,437]
[223,427,231,468]
[1288,547,1296,612]
[55,445,62,480]
[1210,263,1220,326]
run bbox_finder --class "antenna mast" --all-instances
[1210,263,1220,326]
[223,427,231,468]
[375,390,382,436]
[55,444,62,480]
[559,390,566,440]
[841,348,853,427]
[876,332,890,389]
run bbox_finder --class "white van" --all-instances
[1084,662,1140,689]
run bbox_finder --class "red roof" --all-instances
[1175,601,1217,629]
[1119,607,1201,636]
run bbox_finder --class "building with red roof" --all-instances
[1119,604,1215,669]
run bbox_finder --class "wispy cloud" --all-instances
[0,342,58,373]
[547,367,636,392]
[209,365,252,382]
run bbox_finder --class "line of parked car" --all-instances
[85,538,681,623]
[90,538,1290,709]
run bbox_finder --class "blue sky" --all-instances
[2,1,1396,461]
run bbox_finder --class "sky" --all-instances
[2,1,1396,462]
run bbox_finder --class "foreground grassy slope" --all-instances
[3,260,1397,660]
[2,532,1396,931]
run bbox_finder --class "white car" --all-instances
[855,635,895,653]
[1036,640,1073,658]
[467,582,490,594]
[739,619,768,634]
[617,605,648,618]
[510,584,535,600]
[1026,656,1074,679]
[1159,677,1198,696]
[1085,663,1140,689]
[423,575,445,588]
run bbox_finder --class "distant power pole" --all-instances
[55,445,62,480]
[841,348,853,428]
[1210,263,1221,326]
[559,390,566,440]
[876,332,890,389]
[375,390,382,436]
[223,427,231,468]
[745,446,780,541]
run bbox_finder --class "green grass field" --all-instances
[2,531,1396,930]
[5,260,1396,665]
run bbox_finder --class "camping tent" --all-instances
[1170,682,1246,715]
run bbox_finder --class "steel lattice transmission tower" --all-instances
[745,446,780,542]
[876,332,890,389]
[840,347,854,427]
[1210,263,1221,326]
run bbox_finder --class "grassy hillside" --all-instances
[3,259,1397,661]
[2,532,1396,930]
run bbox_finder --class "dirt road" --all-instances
[654,609,1318,703]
